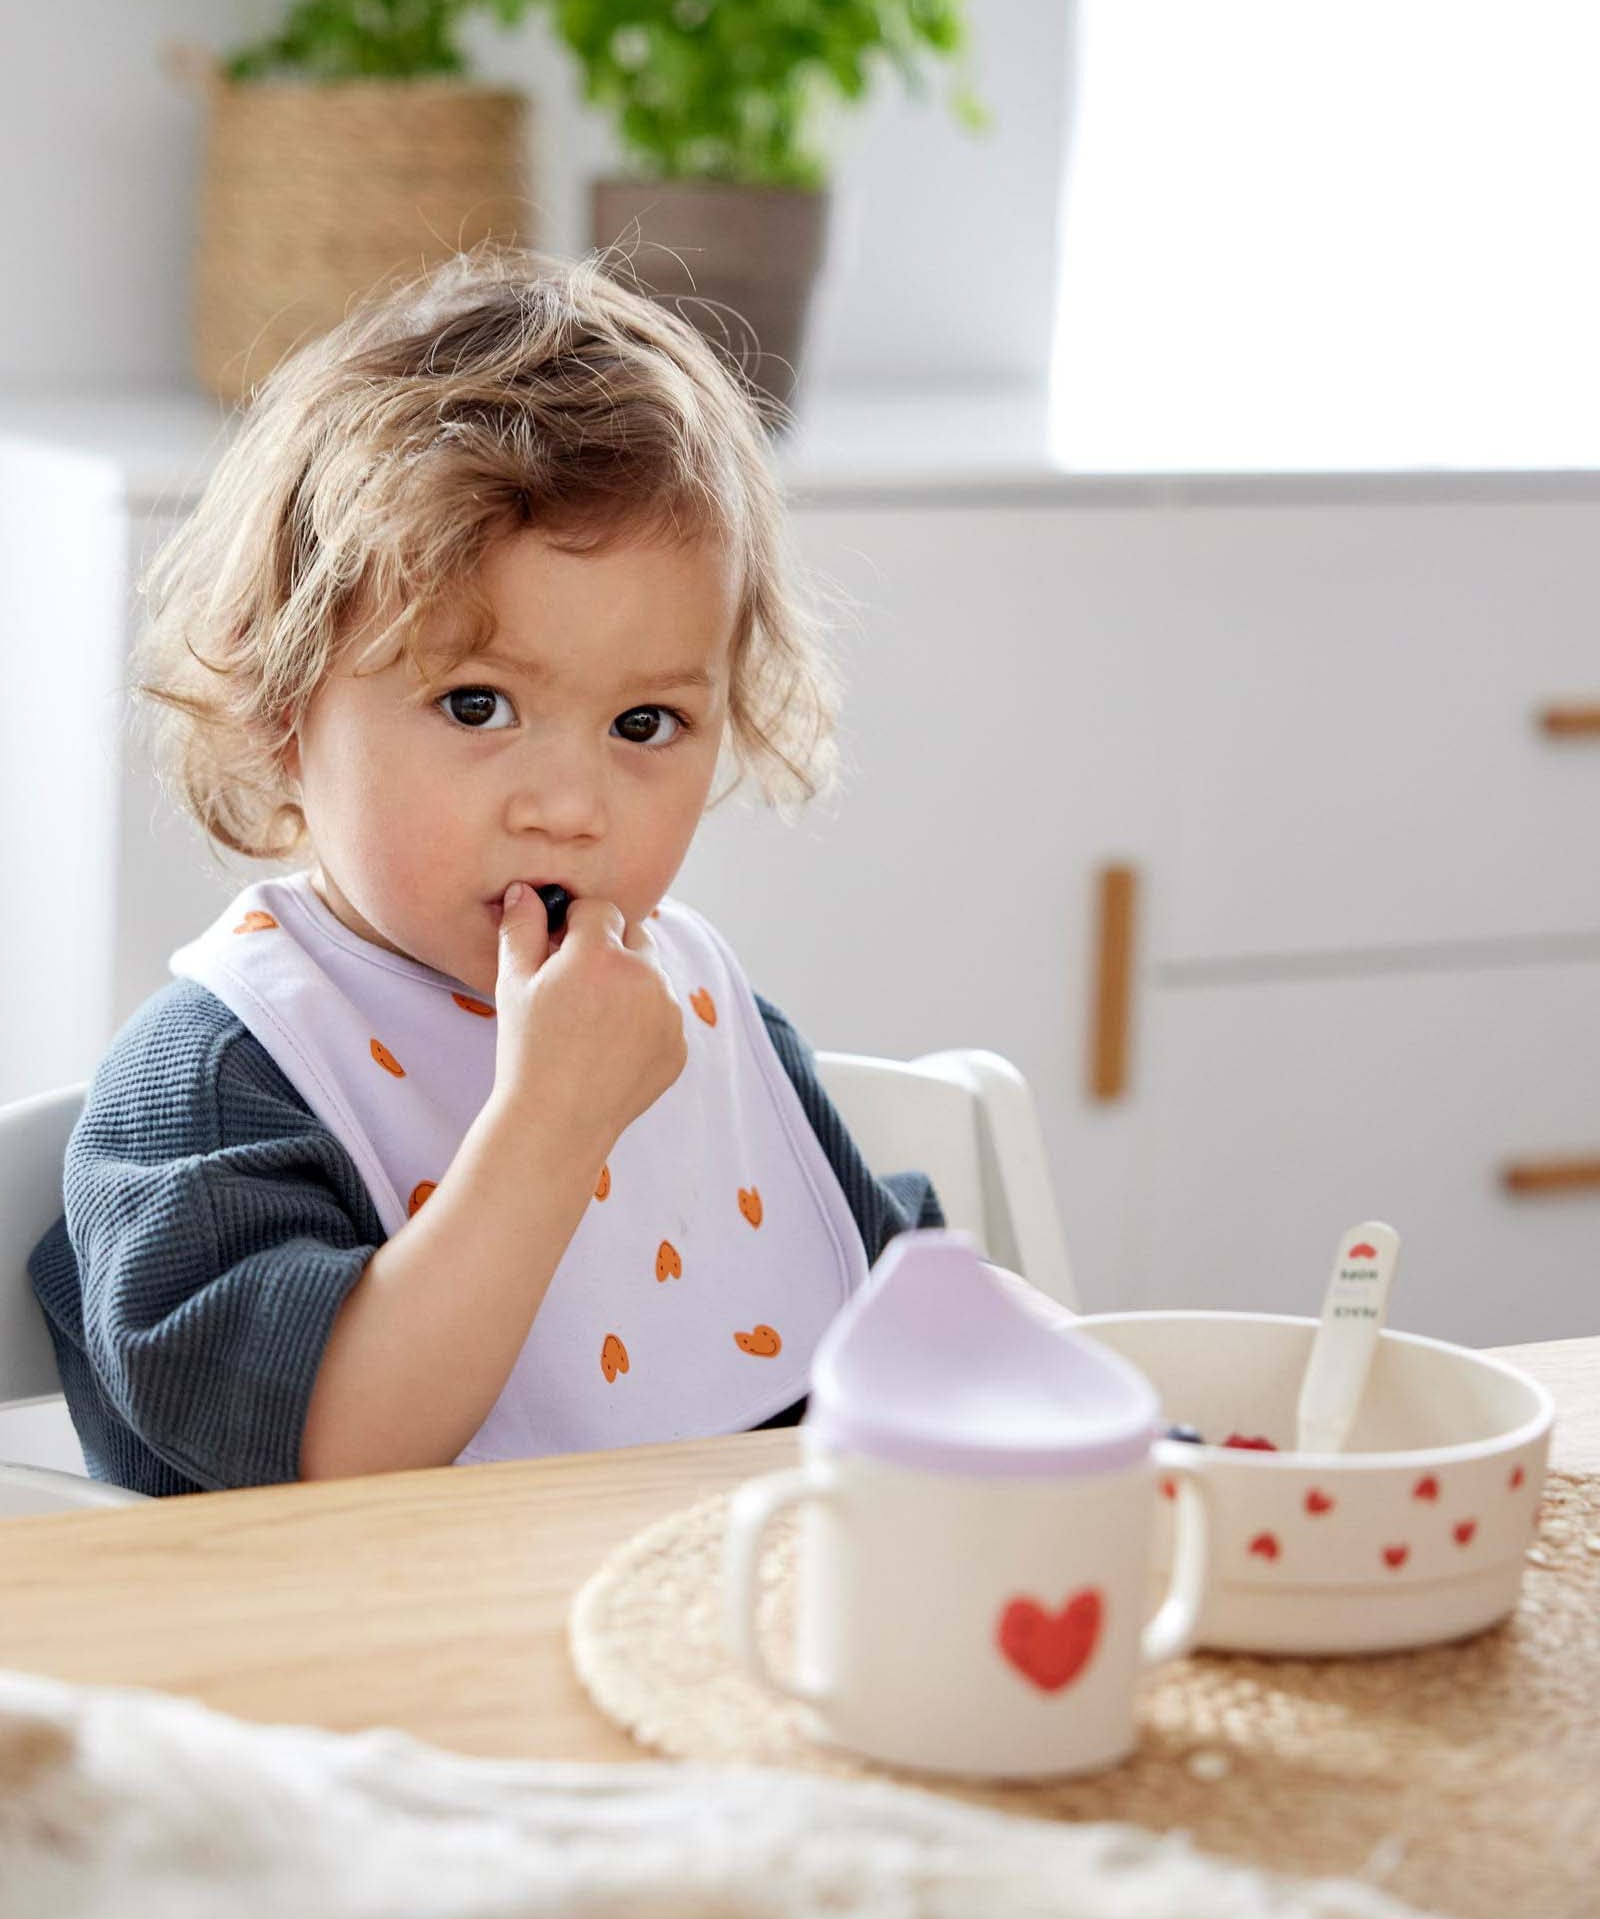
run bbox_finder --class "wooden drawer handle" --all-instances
[1089,864,1138,1102]
[1502,1156,1600,1195]
[1538,704,1600,737]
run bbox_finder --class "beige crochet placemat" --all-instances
[570,1471,1600,1919]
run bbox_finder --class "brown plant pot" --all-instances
[591,178,830,421]
[169,49,533,406]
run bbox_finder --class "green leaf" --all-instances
[219,0,990,184]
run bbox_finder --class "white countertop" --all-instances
[6,382,1600,512]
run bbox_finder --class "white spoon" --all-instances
[1294,1221,1400,1454]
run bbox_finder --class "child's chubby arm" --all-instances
[298,884,687,1480]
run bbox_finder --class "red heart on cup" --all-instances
[996,1590,1103,1692]
[1453,1519,1478,1546]
[1383,1544,1410,1570]
[1305,1488,1335,1516]
[1249,1531,1280,1561]
[1412,1475,1440,1502]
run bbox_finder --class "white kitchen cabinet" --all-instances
[1147,495,1600,965]
[0,478,253,1109]
[678,504,1185,1307]
[679,493,1600,1337]
[1132,960,1600,1346]
[0,442,127,1100]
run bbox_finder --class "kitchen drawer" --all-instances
[1144,498,1600,963]
[1128,958,1600,1347]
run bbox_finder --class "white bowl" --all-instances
[1074,1310,1555,1656]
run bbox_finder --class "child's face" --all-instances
[283,527,738,998]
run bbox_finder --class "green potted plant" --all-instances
[554,1,987,414]
[172,0,984,411]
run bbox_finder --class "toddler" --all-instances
[27,244,942,1496]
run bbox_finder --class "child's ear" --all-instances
[280,733,302,786]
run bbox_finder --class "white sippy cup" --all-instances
[724,1229,1215,1779]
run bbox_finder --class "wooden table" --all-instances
[0,1338,1593,1763]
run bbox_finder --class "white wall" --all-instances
[0,0,1073,394]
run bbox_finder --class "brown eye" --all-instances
[439,687,513,730]
[612,706,684,747]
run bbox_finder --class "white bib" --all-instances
[169,871,867,1460]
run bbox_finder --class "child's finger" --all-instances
[620,919,673,989]
[561,897,626,949]
[496,880,551,971]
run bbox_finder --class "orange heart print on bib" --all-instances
[168,872,871,1462]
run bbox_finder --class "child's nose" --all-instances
[501,735,609,839]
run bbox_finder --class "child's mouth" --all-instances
[489,883,572,942]
[535,884,572,934]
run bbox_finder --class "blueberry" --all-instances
[1165,1423,1205,1445]
[535,884,571,935]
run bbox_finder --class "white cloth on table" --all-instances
[0,1668,1441,1919]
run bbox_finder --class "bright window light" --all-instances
[1050,2,1600,470]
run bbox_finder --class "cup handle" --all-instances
[724,1465,839,1707]
[1140,1442,1215,1665]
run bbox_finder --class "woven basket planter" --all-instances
[592,179,830,421]
[169,48,532,406]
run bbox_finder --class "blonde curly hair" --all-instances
[133,241,844,865]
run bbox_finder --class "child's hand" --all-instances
[491,881,687,1151]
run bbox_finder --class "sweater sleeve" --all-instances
[29,979,381,1495]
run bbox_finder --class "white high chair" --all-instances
[0,1083,148,1513]
[811,1048,1077,1309]
[0,1050,1075,1515]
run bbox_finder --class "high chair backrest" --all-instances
[0,1082,150,1510]
[812,1048,1078,1310]
[0,1081,86,1408]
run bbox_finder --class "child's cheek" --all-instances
[349,794,449,907]
[396,814,467,899]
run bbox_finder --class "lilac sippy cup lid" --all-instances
[803,1228,1162,1477]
